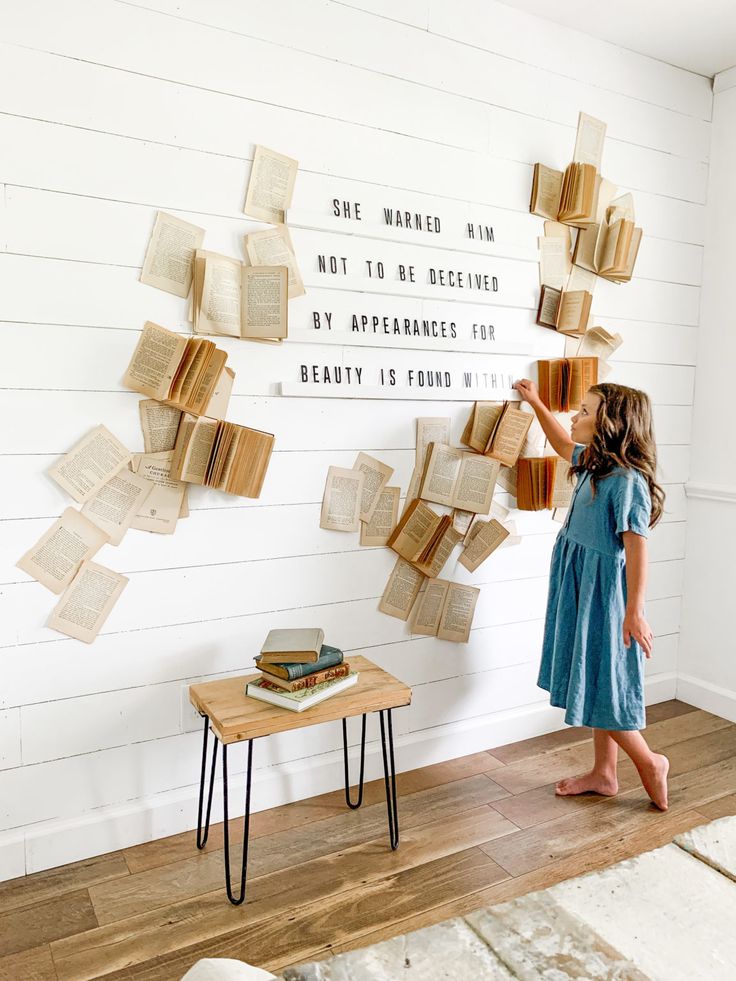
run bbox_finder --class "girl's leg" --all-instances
[609,729,669,810]
[555,729,619,797]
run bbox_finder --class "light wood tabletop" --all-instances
[189,655,412,743]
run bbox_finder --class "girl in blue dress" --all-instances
[513,379,669,810]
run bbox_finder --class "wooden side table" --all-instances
[189,655,412,905]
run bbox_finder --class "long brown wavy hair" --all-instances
[570,383,665,527]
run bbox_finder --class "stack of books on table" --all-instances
[245,628,358,712]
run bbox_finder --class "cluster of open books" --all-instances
[245,628,358,712]
[318,406,559,643]
[17,146,302,644]
[139,145,303,341]
[530,112,642,341]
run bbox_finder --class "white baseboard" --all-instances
[676,674,736,723]
[7,673,677,882]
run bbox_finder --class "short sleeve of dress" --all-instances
[613,470,651,538]
[571,444,585,466]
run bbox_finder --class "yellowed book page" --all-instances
[552,506,568,524]
[48,425,132,505]
[139,211,205,298]
[416,526,462,578]
[597,360,613,380]
[578,326,622,361]
[412,578,450,636]
[138,400,182,454]
[242,265,288,339]
[550,459,573,508]
[195,252,242,338]
[452,508,475,536]
[389,500,439,562]
[488,407,533,467]
[244,226,305,299]
[566,265,597,294]
[544,221,572,251]
[496,463,517,496]
[608,192,635,223]
[573,112,606,170]
[595,179,618,224]
[416,417,451,469]
[353,452,395,522]
[556,291,589,334]
[467,402,504,453]
[573,223,599,273]
[437,583,480,644]
[378,558,425,621]
[130,451,186,535]
[176,417,218,484]
[563,334,581,358]
[244,144,298,223]
[320,466,364,532]
[419,443,463,508]
[458,518,509,573]
[179,486,190,519]
[81,469,153,546]
[47,560,128,644]
[16,508,109,594]
[531,164,563,220]
[360,485,400,546]
[490,499,511,522]
[454,455,500,514]
[205,366,235,419]
[399,466,422,521]
[539,236,570,290]
[123,322,188,401]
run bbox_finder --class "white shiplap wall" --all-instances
[0,0,708,880]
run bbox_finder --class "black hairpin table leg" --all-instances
[221,739,253,906]
[379,708,399,849]
[196,715,218,849]
[342,714,367,809]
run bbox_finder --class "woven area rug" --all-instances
[278,815,736,980]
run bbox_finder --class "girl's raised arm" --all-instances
[513,379,576,462]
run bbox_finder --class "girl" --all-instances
[513,380,669,810]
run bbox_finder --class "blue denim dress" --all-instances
[538,445,652,730]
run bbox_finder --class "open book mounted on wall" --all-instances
[123,321,233,417]
[171,415,275,498]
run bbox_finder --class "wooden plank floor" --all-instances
[2,699,736,981]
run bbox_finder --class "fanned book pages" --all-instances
[530,162,600,228]
[259,627,325,664]
[387,499,462,578]
[123,321,232,417]
[537,357,598,412]
[170,415,274,499]
[245,671,359,712]
[516,457,573,511]
[461,401,533,468]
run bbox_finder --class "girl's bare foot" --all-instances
[640,753,669,810]
[555,771,619,797]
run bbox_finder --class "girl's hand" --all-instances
[514,378,541,406]
[623,611,654,658]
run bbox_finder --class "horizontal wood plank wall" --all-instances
[0,0,710,879]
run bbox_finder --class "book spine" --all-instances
[281,650,344,680]
[266,664,350,692]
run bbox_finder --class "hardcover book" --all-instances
[245,671,358,712]
[259,628,325,663]
[255,643,340,677]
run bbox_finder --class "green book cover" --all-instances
[255,644,343,680]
